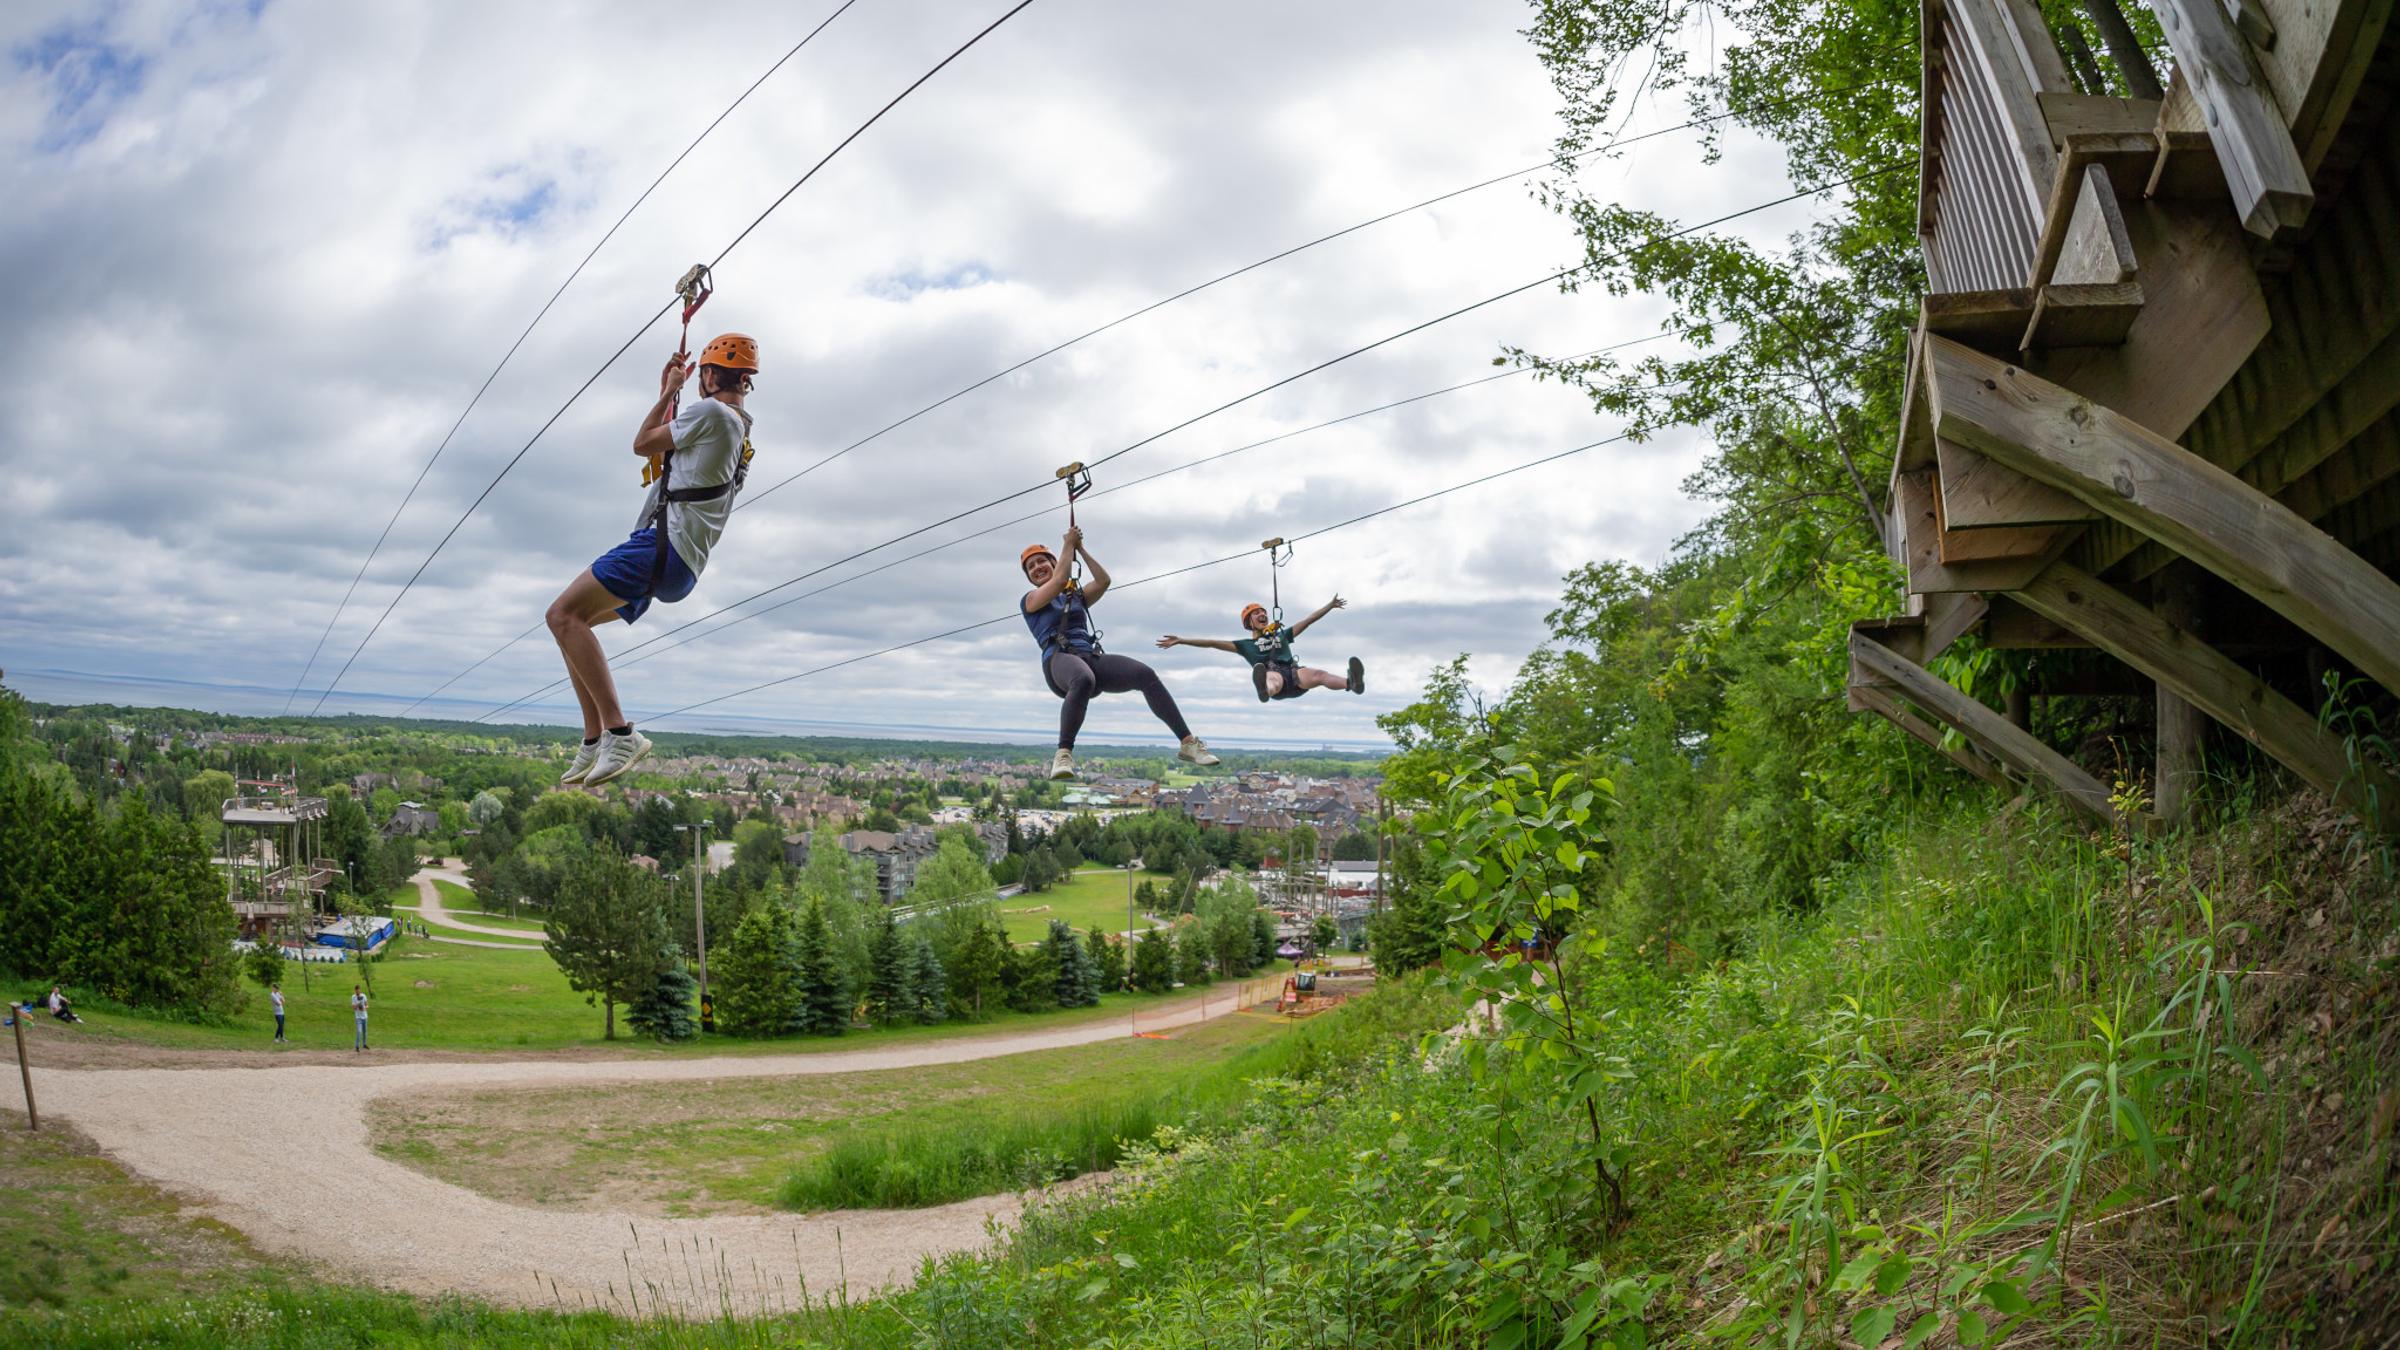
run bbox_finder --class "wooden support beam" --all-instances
[1925,591,1993,658]
[2152,0,2314,236]
[1926,334,2400,697]
[2259,0,2391,172]
[1850,626,2130,824]
[2013,561,2395,824]
[1852,682,2016,789]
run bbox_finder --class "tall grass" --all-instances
[776,977,1453,1210]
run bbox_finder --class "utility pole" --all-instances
[676,819,714,1030]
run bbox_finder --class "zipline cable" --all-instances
[733,72,1901,511]
[304,0,1038,716]
[459,330,1674,723]
[281,0,863,714]
[639,427,1640,724]
[425,163,1899,720]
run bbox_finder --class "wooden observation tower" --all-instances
[1849,0,2398,825]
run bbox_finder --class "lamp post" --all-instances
[675,820,714,1030]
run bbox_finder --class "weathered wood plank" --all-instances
[2022,282,2147,347]
[1926,334,2400,696]
[2153,0,2313,236]
[1850,627,2127,823]
[1900,467,2064,592]
[2013,561,2394,824]
[1942,522,2066,561]
[1851,681,2016,788]
[1939,437,2102,528]
[1924,289,2039,350]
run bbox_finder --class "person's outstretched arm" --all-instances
[1289,594,1346,636]
[1078,539,1114,605]
[633,352,693,459]
[1157,635,1241,652]
[1023,526,1083,612]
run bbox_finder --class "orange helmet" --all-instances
[1241,603,1269,628]
[1020,543,1056,573]
[700,332,758,372]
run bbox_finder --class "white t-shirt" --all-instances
[352,992,368,1018]
[48,990,62,1013]
[634,398,751,578]
[271,991,285,1015]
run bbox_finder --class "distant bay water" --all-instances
[9,667,1392,753]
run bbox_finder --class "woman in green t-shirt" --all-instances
[1158,596,1364,703]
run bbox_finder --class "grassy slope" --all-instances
[996,866,1172,943]
[18,799,2393,1347]
[64,934,1202,1056]
[370,1013,1290,1214]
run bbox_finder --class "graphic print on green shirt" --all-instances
[1233,627,1296,666]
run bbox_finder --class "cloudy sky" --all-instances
[1,0,1827,751]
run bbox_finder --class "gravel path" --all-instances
[38,994,1240,1316]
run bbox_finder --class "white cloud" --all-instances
[3,0,1831,749]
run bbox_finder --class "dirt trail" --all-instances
[402,864,543,942]
[38,994,1237,1316]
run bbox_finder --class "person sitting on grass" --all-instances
[549,334,761,790]
[1157,595,1363,703]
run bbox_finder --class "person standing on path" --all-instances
[350,984,368,1052]
[270,984,286,1044]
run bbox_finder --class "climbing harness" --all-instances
[643,263,716,488]
[1261,535,1293,627]
[638,264,755,600]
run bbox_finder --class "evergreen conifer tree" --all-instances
[948,912,1008,1018]
[1175,922,1214,985]
[866,906,910,1026]
[628,943,700,1041]
[715,901,802,1036]
[1044,919,1100,1007]
[1087,924,1125,993]
[794,896,850,1036]
[905,934,948,1023]
[1130,926,1175,993]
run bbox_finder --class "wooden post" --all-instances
[2080,0,2165,99]
[2154,565,2208,822]
[1925,335,2400,697]
[12,1010,34,1132]
[2151,0,2312,236]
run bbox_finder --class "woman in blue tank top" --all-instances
[1021,525,1219,782]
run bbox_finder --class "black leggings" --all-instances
[1046,652,1191,749]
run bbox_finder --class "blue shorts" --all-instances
[591,528,696,624]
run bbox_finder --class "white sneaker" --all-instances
[1047,748,1076,781]
[581,729,653,787]
[559,740,602,785]
[1178,736,1220,767]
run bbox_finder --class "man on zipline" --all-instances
[550,335,758,788]
[1157,596,1363,702]
[1021,527,1219,781]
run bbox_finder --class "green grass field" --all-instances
[995,866,1174,942]
[370,1012,1291,1215]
